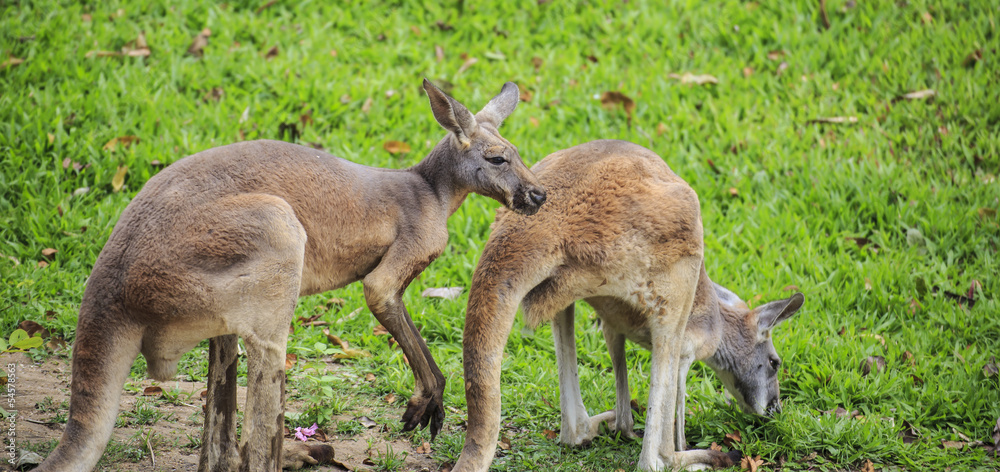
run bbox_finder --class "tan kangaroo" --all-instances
[454,140,803,471]
[34,79,546,472]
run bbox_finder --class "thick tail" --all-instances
[35,303,141,472]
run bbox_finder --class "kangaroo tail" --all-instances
[34,301,141,472]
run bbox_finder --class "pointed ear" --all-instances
[476,81,519,128]
[756,292,804,333]
[423,78,477,147]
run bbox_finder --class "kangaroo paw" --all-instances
[281,442,335,470]
[400,390,445,439]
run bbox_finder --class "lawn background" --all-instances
[1,0,998,470]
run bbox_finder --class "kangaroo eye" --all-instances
[769,358,781,371]
[485,156,506,165]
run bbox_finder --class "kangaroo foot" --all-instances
[281,442,335,470]
[401,390,445,439]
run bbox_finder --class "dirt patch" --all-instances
[3,352,444,471]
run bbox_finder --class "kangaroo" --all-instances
[454,140,803,471]
[34,79,546,472]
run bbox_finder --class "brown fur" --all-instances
[35,80,545,472]
[454,140,803,471]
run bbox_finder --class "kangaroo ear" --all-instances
[756,292,804,333]
[476,81,519,128]
[423,78,477,147]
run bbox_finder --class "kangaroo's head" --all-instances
[706,285,804,417]
[422,79,546,215]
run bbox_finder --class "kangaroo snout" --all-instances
[512,186,547,215]
[765,397,782,417]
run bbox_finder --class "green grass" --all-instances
[1,0,998,470]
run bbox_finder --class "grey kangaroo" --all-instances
[453,140,802,471]
[34,79,546,472]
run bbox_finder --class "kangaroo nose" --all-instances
[528,188,547,207]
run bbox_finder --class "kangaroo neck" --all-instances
[688,267,726,362]
[410,144,470,216]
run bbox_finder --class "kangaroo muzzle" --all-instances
[511,185,547,215]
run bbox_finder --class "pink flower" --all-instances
[294,423,319,442]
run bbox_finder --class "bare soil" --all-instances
[3,352,444,472]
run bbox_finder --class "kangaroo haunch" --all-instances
[454,140,802,472]
[35,79,545,472]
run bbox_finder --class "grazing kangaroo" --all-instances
[454,140,803,471]
[35,79,546,472]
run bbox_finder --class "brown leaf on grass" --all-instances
[19,320,49,338]
[323,329,370,359]
[742,67,753,78]
[901,89,935,100]
[435,45,444,62]
[81,13,92,22]
[1,57,24,69]
[383,141,411,154]
[498,435,511,451]
[203,87,224,102]
[776,61,789,75]
[256,0,276,14]
[942,440,966,449]
[111,166,128,192]
[600,91,636,124]
[543,429,558,440]
[860,459,875,472]
[45,337,68,351]
[586,54,598,63]
[339,94,351,104]
[728,187,739,197]
[123,32,151,57]
[372,325,389,336]
[41,248,57,260]
[519,89,533,102]
[415,441,431,454]
[709,442,722,451]
[723,431,742,447]
[365,372,376,382]
[142,386,163,396]
[865,278,872,291]
[767,50,785,61]
[529,117,540,127]
[200,389,209,399]
[630,398,646,414]
[264,46,279,60]
[908,298,922,314]
[104,136,139,151]
[860,356,886,376]
[845,236,880,250]
[921,12,933,23]
[656,122,669,136]
[285,353,298,370]
[357,416,377,428]
[963,49,982,68]
[783,285,799,292]
[188,28,211,57]
[902,350,915,366]
[983,356,998,378]
[531,56,543,71]
[824,406,861,419]
[860,333,886,347]
[668,72,719,85]
[384,393,396,404]
[361,97,373,114]
[409,25,421,36]
[740,454,762,472]
[457,56,478,74]
[435,20,453,31]
[819,0,831,30]
[421,287,464,300]
[899,421,919,444]
[807,116,858,125]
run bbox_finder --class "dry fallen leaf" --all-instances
[142,386,164,396]
[531,56,544,71]
[41,248,57,259]
[285,353,298,370]
[498,435,511,451]
[111,166,128,192]
[529,117,540,127]
[543,429,558,440]
[942,440,966,449]
[372,325,389,336]
[668,72,719,85]
[983,356,998,378]
[921,12,933,23]
[357,416,378,428]
[361,97,373,114]
[767,50,785,61]
[723,430,742,447]
[865,278,872,291]
[365,373,376,382]
[709,442,722,451]
[600,91,636,124]
[384,393,396,404]
[860,459,875,472]
[861,356,886,376]
[123,32,151,57]
[19,320,48,338]
[421,287,464,300]
[992,416,999,448]
[740,454,762,472]
[519,89,533,102]
[902,350,915,366]
[783,285,799,292]
[415,442,431,454]
[435,45,444,62]
[807,116,858,125]
[1,57,24,69]
[264,46,279,60]
[457,56,478,74]
[742,67,753,78]
[383,140,411,154]
[104,136,140,151]
[728,187,739,197]
[188,28,211,57]
[901,89,935,100]
[656,122,669,136]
